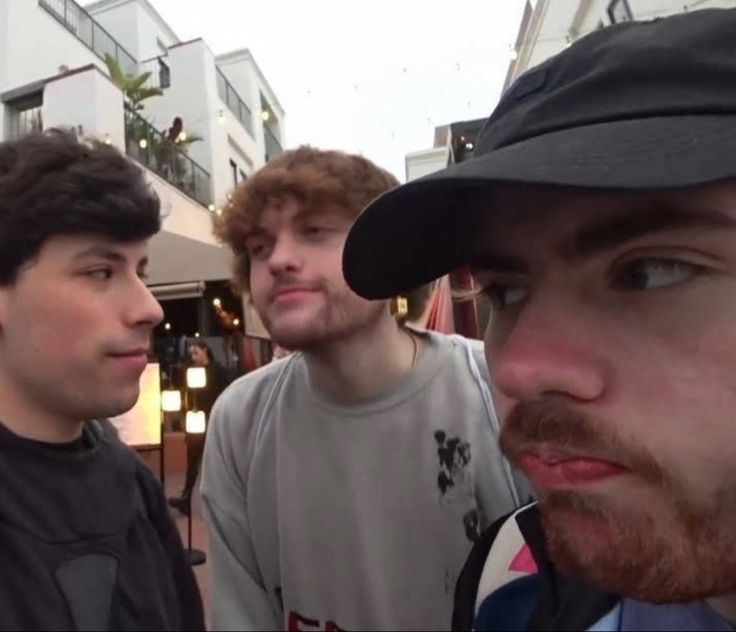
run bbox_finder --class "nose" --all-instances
[267,234,303,276]
[488,292,607,404]
[125,276,164,330]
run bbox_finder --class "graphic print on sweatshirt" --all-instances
[434,430,479,542]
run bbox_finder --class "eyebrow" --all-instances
[561,206,736,260]
[471,205,736,273]
[72,245,148,268]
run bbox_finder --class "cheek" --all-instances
[248,266,271,308]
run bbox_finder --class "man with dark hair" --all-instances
[201,146,529,630]
[343,8,736,631]
[0,129,204,630]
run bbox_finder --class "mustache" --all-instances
[500,400,666,486]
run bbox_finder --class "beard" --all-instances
[500,400,736,603]
[260,282,385,351]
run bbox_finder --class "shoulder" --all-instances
[211,355,300,424]
[453,503,537,631]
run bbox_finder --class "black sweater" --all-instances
[0,419,205,631]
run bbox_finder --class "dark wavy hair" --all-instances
[0,128,161,285]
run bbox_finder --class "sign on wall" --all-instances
[109,363,161,447]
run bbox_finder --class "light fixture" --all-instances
[139,138,148,149]
[213,298,222,308]
[194,332,201,337]
[161,389,182,412]
[261,110,270,122]
[185,410,206,434]
[465,142,474,150]
[208,204,216,212]
[186,366,207,389]
[233,318,241,327]
[164,322,171,331]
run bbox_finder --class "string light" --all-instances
[139,138,148,149]
[261,110,270,122]
[164,322,171,331]
[208,204,216,212]
[213,298,222,308]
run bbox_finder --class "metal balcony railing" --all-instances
[38,0,138,76]
[140,56,171,89]
[216,66,254,137]
[124,108,212,208]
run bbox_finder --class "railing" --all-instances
[140,56,171,89]
[39,0,138,76]
[264,125,283,162]
[124,108,212,208]
[216,66,254,137]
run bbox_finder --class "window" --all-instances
[607,0,633,24]
[158,58,171,89]
[7,93,43,140]
[230,159,238,187]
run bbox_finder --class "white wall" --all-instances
[42,65,125,147]
[85,0,140,61]
[0,0,105,93]
[405,147,451,182]
[512,0,736,81]
[87,0,178,63]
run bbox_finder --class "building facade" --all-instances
[506,0,736,90]
[0,0,285,371]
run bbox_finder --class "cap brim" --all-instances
[344,114,736,299]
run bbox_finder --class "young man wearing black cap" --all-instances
[344,9,736,631]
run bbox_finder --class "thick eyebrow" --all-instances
[560,206,736,260]
[471,205,736,273]
[71,245,148,269]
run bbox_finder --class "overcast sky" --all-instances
[103,0,528,180]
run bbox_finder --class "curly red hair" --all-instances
[214,146,431,322]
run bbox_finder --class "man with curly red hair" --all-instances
[201,146,529,630]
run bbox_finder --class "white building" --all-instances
[506,0,736,90]
[0,0,285,291]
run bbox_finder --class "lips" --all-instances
[270,286,319,303]
[108,348,149,373]
[517,446,628,489]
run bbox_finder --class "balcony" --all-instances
[216,67,253,138]
[38,0,138,76]
[140,56,171,90]
[124,108,212,208]
[264,125,283,162]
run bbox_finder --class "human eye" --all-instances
[84,268,113,281]
[480,282,528,310]
[610,257,706,291]
[245,237,270,259]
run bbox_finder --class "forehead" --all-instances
[250,195,350,233]
[471,182,736,259]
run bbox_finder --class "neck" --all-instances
[0,363,84,443]
[707,594,736,626]
[303,316,420,403]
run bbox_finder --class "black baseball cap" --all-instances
[343,8,736,299]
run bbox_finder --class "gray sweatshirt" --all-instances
[201,332,529,631]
